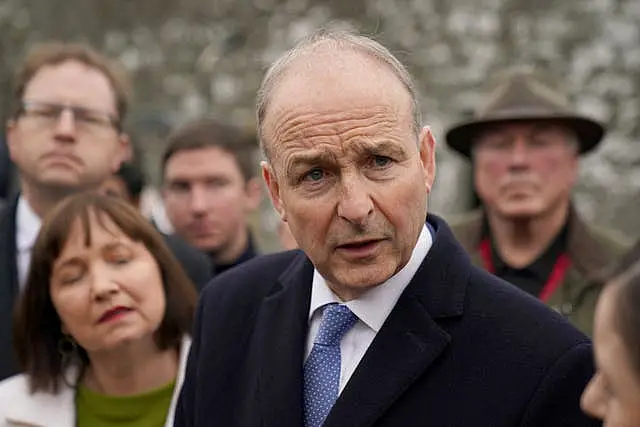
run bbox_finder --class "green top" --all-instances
[75,380,176,427]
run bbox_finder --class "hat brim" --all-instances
[445,115,606,158]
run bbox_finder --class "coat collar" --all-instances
[452,205,615,280]
[3,336,191,427]
[254,215,468,427]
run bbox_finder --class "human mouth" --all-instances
[42,152,81,166]
[335,239,385,258]
[98,306,133,323]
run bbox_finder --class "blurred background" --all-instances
[1,0,638,251]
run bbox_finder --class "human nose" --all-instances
[507,138,529,167]
[580,375,605,421]
[336,175,374,226]
[53,108,77,141]
[188,186,210,214]
[89,265,120,301]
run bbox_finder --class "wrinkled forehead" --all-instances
[263,50,415,152]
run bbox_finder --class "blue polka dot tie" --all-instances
[303,303,358,427]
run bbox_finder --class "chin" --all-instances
[497,200,545,219]
[39,178,83,193]
[330,262,397,295]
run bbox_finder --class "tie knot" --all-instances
[314,304,358,347]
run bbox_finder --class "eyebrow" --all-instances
[285,140,408,171]
[352,140,407,159]
[54,241,132,268]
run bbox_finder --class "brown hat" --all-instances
[445,67,606,158]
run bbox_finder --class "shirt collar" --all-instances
[16,196,42,252]
[309,223,433,333]
[489,220,569,282]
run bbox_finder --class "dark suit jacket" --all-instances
[0,198,213,381]
[175,214,599,427]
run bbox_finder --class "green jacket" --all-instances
[447,207,630,336]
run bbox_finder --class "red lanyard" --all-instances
[479,239,572,303]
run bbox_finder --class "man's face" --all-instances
[162,146,261,255]
[6,60,128,195]
[472,121,578,220]
[262,49,435,301]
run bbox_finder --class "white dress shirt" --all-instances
[16,196,42,288]
[305,224,433,394]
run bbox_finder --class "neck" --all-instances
[486,201,570,268]
[20,182,74,219]
[83,338,179,396]
[214,228,249,266]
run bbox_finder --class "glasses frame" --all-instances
[16,100,122,133]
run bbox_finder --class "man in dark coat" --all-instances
[175,30,599,427]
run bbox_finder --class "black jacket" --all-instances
[176,215,599,427]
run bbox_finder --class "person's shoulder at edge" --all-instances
[160,232,214,288]
[464,260,591,351]
[582,217,632,256]
[0,373,47,417]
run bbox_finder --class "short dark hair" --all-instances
[115,161,146,199]
[161,118,258,182]
[13,192,197,393]
[596,241,640,376]
[12,41,131,125]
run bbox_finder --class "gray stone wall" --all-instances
[1,0,638,250]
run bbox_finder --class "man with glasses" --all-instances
[446,67,629,335]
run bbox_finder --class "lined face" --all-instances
[50,211,166,354]
[261,48,435,300]
[473,121,578,220]
[162,146,261,256]
[7,60,128,194]
[581,283,640,426]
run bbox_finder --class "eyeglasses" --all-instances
[17,101,121,133]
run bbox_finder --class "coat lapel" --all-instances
[254,252,313,427]
[325,215,469,427]
[0,198,20,380]
[0,198,19,304]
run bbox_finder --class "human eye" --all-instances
[107,245,133,265]
[370,155,393,169]
[169,181,190,194]
[27,103,60,119]
[74,108,110,127]
[302,168,325,183]
[56,264,85,284]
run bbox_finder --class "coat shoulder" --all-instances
[465,266,590,352]
[581,219,632,257]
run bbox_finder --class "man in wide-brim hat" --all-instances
[446,66,629,336]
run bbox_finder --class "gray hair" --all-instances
[256,28,423,161]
